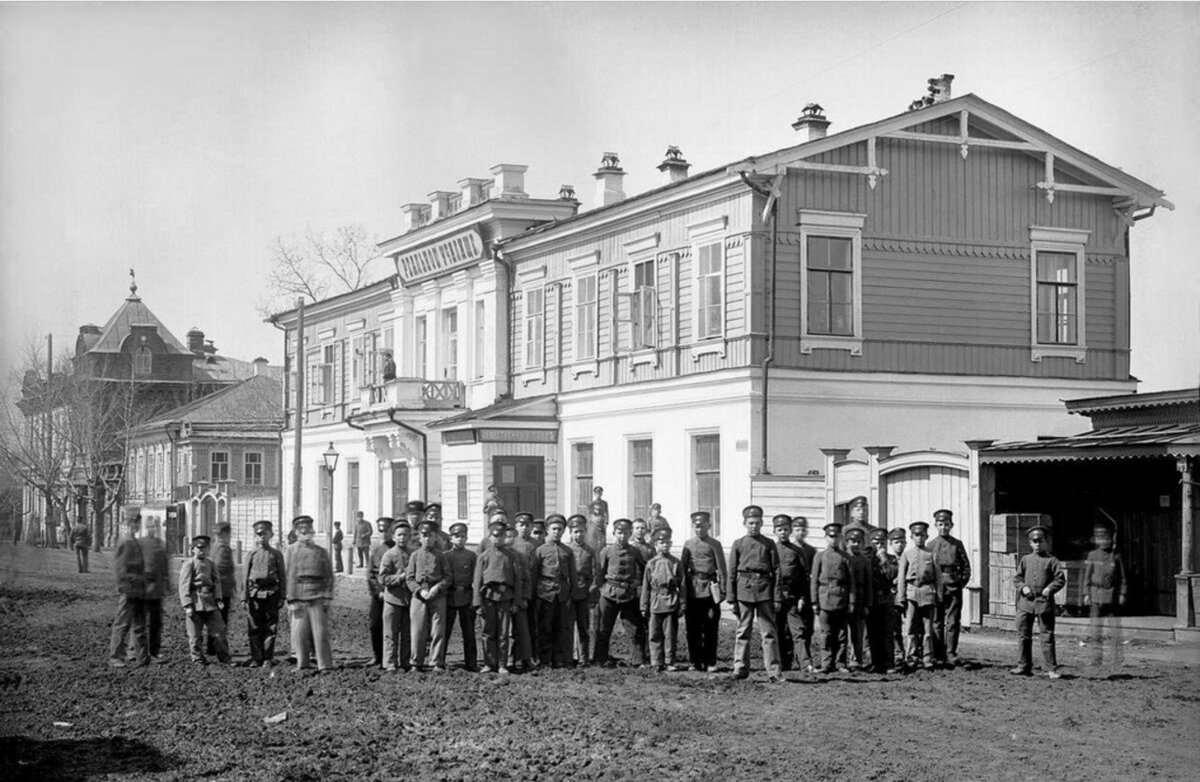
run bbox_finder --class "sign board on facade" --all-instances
[397,229,483,282]
[443,430,478,446]
[479,428,558,443]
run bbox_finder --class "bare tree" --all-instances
[258,224,384,316]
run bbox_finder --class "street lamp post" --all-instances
[322,442,339,571]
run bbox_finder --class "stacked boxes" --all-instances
[988,514,1052,616]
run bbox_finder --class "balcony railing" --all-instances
[365,378,465,410]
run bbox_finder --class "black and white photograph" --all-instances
[1,2,1197,780]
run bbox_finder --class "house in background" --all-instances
[125,372,283,555]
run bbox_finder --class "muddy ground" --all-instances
[1,544,1197,782]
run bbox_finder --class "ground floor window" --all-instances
[629,439,653,521]
[693,434,720,536]
[572,442,593,515]
[457,475,469,520]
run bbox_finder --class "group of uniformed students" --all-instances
[111,495,1112,681]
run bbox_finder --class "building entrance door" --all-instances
[391,463,409,517]
[493,457,545,518]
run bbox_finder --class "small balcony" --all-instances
[364,378,465,410]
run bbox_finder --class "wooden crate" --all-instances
[989,513,1052,554]
[988,563,1017,616]
[1062,560,1085,609]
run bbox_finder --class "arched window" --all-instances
[134,346,153,377]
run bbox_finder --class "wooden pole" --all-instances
[1181,456,1194,574]
[292,298,305,520]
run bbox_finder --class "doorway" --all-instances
[493,456,545,518]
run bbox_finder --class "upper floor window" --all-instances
[442,307,458,380]
[799,210,866,355]
[415,316,428,379]
[133,346,152,377]
[210,451,229,482]
[524,288,544,368]
[244,451,263,485]
[320,344,335,404]
[1030,226,1089,362]
[630,258,658,349]
[575,273,597,361]
[696,241,724,340]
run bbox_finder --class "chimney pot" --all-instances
[593,152,626,206]
[657,145,691,184]
[186,327,205,355]
[458,178,490,209]
[558,184,578,203]
[489,164,529,200]
[792,103,831,141]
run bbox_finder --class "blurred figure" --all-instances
[331,521,344,573]
[139,519,170,663]
[367,517,397,666]
[70,517,92,573]
[108,510,148,668]
[1082,521,1126,669]
[286,515,334,671]
[208,523,236,657]
[354,511,372,568]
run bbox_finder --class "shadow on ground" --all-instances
[0,735,180,781]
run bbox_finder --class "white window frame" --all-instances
[689,217,727,345]
[523,286,545,369]
[621,234,660,363]
[210,451,230,482]
[1030,226,1089,363]
[442,306,459,380]
[414,315,428,379]
[690,428,722,537]
[244,451,263,486]
[574,272,598,362]
[799,209,866,356]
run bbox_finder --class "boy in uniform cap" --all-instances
[367,517,398,666]
[443,522,478,671]
[406,520,450,672]
[929,509,971,665]
[594,518,649,667]
[508,512,538,670]
[423,503,451,553]
[243,520,286,666]
[285,516,334,671]
[208,522,237,657]
[378,520,413,671]
[530,514,577,668]
[867,528,901,673]
[565,514,598,666]
[70,516,92,573]
[811,521,856,673]
[727,505,783,681]
[680,510,727,672]
[586,487,609,554]
[178,534,233,664]
[772,515,810,672]
[473,520,526,673]
[790,516,819,671]
[641,528,686,671]
[845,496,870,537]
[331,521,344,573]
[354,511,373,568]
[108,510,148,668]
[1011,525,1065,678]
[530,518,548,549]
[896,521,942,670]
[405,501,426,536]
[630,518,654,564]
[841,527,874,671]
[1082,521,1127,668]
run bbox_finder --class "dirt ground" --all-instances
[2,544,1198,782]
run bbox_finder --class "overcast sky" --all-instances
[2,1,1196,392]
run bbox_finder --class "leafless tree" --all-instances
[258,224,384,316]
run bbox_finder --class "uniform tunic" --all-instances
[680,536,727,602]
[596,544,644,602]
[641,553,686,615]
[810,546,856,671]
[443,547,478,608]
[243,545,286,663]
[286,541,333,602]
[896,545,942,606]
[1013,551,1066,672]
[727,535,780,604]
[929,534,971,590]
[178,556,230,662]
[109,533,148,663]
[139,535,170,657]
[531,542,577,602]
[1082,549,1126,605]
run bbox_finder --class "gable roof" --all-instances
[86,292,193,356]
[133,374,283,432]
[729,93,1172,211]
[429,394,558,429]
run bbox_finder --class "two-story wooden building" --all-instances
[275,78,1171,628]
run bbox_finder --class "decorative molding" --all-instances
[800,335,864,357]
[798,209,867,229]
[623,233,660,256]
[691,339,726,362]
[1031,346,1086,364]
[568,251,600,271]
[571,363,598,380]
[629,350,659,372]
[1085,254,1119,266]
[1030,226,1091,245]
[516,264,547,283]
[346,319,366,333]
[862,237,1030,260]
[724,235,745,250]
[686,215,728,238]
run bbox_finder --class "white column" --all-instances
[819,448,851,527]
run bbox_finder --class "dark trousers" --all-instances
[187,609,230,663]
[778,603,814,670]
[569,598,592,663]
[1015,601,1058,672]
[357,545,369,568]
[333,546,344,573]
[109,595,149,664]
[247,593,282,662]
[594,596,647,666]
[75,546,89,573]
[510,602,533,665]
[206,602,231,656]
[445,602,478,669]
[648,611,679,667]
[370,595,384,665]
[684,596,721,669]
[146,599,163,657]
[933,588,964,661]
[866,603,897,672]
[535,598,571,666]
[481,600,512,670]
[818,608,849,671]
[840,609,866,667]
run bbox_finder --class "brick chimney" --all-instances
[792,103,830,141]
[489,164,529,199]
[186,327,205,355]
[252,357,269,376]
[928,73,954,103]
[458,178,490,209]
[593,152,626,206]
[401,203,430,232]
[657,146,690,185]
[428,191,454,221]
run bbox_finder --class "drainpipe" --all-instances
[739,172,779,475]
[387,409,429,502]
[491,242,515,399]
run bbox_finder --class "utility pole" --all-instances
[292,298,305,518]
[44,333,55,548]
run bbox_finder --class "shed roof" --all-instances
[981,423,1200,464]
